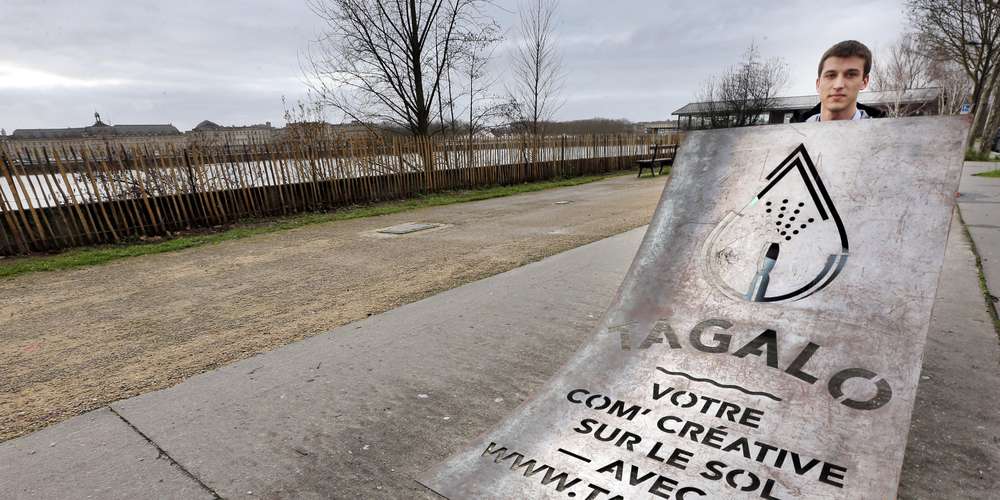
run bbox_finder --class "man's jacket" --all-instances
[792,102,884,123]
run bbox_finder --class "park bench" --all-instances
[635,144,677,177]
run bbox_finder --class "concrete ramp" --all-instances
[420,117,969,499]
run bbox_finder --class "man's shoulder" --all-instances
[857,102,884,118]
[792,103,822,123]
[793,102,884,122]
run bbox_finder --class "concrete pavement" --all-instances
[0,407,214,499]
[2,226,646,499]
[958,161,1000,311]
[1,164,999,499]
[897,215,1000,499]
[896,161,1000,499]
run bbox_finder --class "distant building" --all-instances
[281,121,375,142]
[2,115,389,159]
[640,120,679,134]
[186,120,278,146]
[672,88,942,130]
[5,113,185,152]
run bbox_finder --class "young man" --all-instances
[797,40,883,122]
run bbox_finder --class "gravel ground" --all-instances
[0,174,668,442]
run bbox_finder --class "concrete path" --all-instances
[2,165,999,499]
[0,226,645,499]
[958,161,1000,306]
[897,215,1000,499]
[1,173,668,443]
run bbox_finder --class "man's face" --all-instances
[816,55,869,113]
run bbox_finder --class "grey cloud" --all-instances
[0,0,905,131]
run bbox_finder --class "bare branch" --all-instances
[696,43,789,128]
[506,0,566,135]
[303,0,494,136]
[908,0,1000,147]
[872,33,935,117]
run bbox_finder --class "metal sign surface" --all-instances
[419,116,968,499]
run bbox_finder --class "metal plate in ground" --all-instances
[419,116,968,499]
[377,222,443,235]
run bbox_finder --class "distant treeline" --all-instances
[376,118,642,137]
[520,118,641,136]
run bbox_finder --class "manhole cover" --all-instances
[377,222,442,235]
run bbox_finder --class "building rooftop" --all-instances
[193,120,222,130]
[190,120,274,132]
[641,120,678,129]
[12,114,182,139]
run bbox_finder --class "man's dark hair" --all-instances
[817,40,873,77]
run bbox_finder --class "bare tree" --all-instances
[980,72,1000,152]
[697,43,789,128]
[433,21,503,138]
[872,33,934,117]
[281,93,331,142]
[929,58,974,114]
[304,0,490,136]
[507,0,565,135]
[908,0,1000,149]
[458,25,505,140]
[695,77,730,129]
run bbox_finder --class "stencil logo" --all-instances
[703,144,849,303]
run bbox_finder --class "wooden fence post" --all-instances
[0,134,652,255]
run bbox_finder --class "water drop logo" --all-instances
[702,144,849,303]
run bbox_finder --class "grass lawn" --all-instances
[0,168,662,279]
[973,169,1000,178]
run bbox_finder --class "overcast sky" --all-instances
[0,0,908,132]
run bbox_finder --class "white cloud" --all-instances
[0,63,132,90]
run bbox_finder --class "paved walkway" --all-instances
[1,165,998,499]
[959,161,1000,305]
[0,173,667,443]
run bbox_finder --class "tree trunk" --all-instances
[969,63,1000,149]
[969,88,992,149]
[977,75,1000,154]
[981,105,1000,154]
[408,0,430,137]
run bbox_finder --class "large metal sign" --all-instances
[419,116,968,499]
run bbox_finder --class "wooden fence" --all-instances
[0,134,680,255]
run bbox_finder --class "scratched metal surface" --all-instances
[419,116,968,499]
